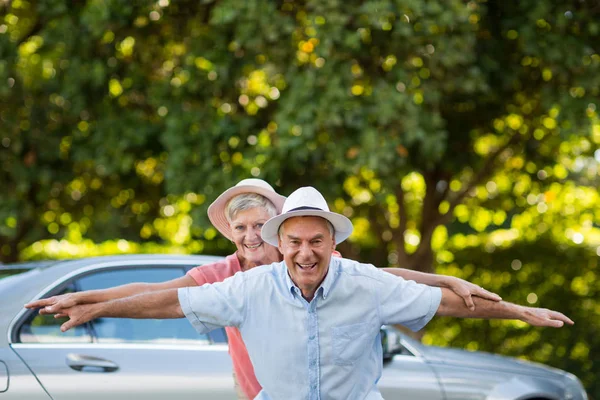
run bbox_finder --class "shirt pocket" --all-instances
[331,322,371,366]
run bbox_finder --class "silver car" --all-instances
[0,255,587,399]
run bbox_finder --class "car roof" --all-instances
[0,260,59,270]
[22,254,223,268]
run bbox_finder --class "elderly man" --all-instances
[43,187,573,400]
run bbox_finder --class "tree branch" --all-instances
[439,133,523,225]
[404,170,444,272]
[393,183,408,263]
[367,203,387,242]
[420,170,442,230]
[15,18,44,47]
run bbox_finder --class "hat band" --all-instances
[287,206,324,213]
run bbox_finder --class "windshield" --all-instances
[0,268,30,280]
[0,261,56,281]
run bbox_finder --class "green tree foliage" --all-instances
[431,237,599,396]
[1,0,599,395]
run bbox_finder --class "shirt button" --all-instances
[309,334,315,340]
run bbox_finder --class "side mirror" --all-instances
[380,325,403,361]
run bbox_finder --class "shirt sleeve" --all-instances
[178,271,247,334]
[187,266,210,285]
[374,268,442,332]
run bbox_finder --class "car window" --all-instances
[77,267,210,344]
[396,343,415,356]
[381,326,416,359]
[19,266,210,345]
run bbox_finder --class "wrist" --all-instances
[76,289,102,304]
[72,291,84,303]
[87,302,105,320]
[508,302,527,321]
[439,275,453,288]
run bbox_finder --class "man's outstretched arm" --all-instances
[383,268,501,310]
[436,288,574,327]
[55,288,183,332]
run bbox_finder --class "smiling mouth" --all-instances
[245,243,263,249]
[297,263,317,271]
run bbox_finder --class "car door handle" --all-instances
[66,353,119,373]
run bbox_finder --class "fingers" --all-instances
[61,315,86,332]
[24,298,54,309]
[530,309,574,328]
[460,284,501,311]
[532,319,563,328]
[39,303,73,317]
[476,287,502,302]
[39,305,59,315]
[544,319,564,328]
[462,293,476,311]
[551,311,574,325]
[60,321,74,332]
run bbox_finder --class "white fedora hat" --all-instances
[261,186,353,246]
[208,179,286,241]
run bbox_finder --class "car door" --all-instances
[11,265,237,400]
[378,340,444,399]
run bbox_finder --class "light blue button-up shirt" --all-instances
[179,257,442,400]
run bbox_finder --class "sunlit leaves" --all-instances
[135,157,164,185]
[432,236,600,393]
[237,68,283,115]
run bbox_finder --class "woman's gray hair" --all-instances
[225,193,277,222]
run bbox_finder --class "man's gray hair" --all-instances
[225,193,277,222]
[278,218,335,240]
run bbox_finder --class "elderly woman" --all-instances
[27,178,500,400]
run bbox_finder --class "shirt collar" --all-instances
[319,257,338,299]
[283,257,339,300]
[283,264,297,298]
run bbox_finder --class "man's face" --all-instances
[278,216,335,301]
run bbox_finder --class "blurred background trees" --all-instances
[1,0,599,395]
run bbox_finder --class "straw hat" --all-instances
[261,186,353,246]
[207,179,286,241]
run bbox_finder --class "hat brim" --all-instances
[261,210,353,247]
[208,185,286,241]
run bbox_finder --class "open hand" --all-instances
[520,306,574,328]
[55,303,97,332]
[444,277,502,311]
[25,293,80,315]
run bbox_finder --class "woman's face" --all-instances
[229,207,281,269]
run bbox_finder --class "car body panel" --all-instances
[378,355,443,399]
[0,359,7,391]
[418,344,566,379]
[11,343,236,400]
[407,340,570,399]
[431,364,564,400]
[0,348,51,399]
